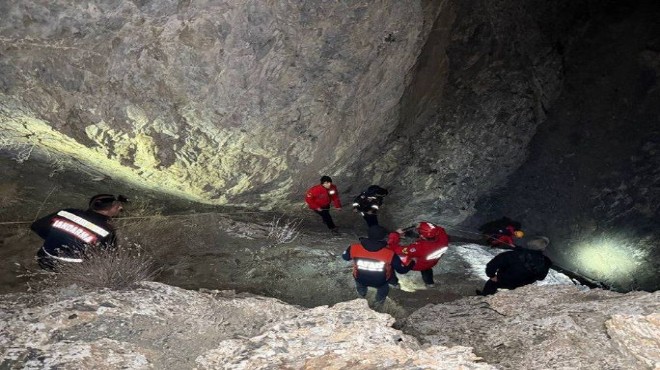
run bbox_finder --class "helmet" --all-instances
[514,230,525,238]
[417,222,437,239]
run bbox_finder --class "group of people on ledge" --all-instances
[305,175,552,307]
[28,176,551,310]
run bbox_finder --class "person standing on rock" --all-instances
[388,222,450,288]
[352,185,388,228]
[305,175,342,233]
[342,225,415,307]
[476,236,553,296]
[31,194,128,270]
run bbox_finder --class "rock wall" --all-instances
[0,0,440,208]
[469,0,660,291]
[0,0,587,222]
[363,0,590,224]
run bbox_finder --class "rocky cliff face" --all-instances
[0,0,441,209]
[1,282,657,369]
[0,0,585,221]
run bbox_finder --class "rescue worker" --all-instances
[342,225,414,306]
[388,221,450,288]
[32,194,128,271]
[476,236,552,296]
[478,216,524,248]
[352,185,388,227]
[305,175,342,233]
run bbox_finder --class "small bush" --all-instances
[46,244,160,290]
[267,216,302,245]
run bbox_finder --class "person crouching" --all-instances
[32,194,128,271]
[477,236,553,296]
[342,225,414,307]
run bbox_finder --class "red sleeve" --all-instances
[330,185,342,208]
[305,186,320,210]
[499,235,514,246]
[387,232,406,254]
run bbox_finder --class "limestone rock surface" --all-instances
[0,0,585,224]
[401,285,660,369]
[0,282,491,369]
[0,0,440,209]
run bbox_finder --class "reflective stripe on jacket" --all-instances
[349,242,394,285]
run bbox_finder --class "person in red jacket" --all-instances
[305,175,342,232]
[478,217,524,248]
[388,221,449,288]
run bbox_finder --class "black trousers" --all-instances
[421,269,434,285]
[315,209,336,229]
[355,280,389,304]
[363,213,379,227]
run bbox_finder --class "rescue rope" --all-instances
[429,224,519,249]
[32,187,57,222]
[0,210,275,226]
[1,208,518,247]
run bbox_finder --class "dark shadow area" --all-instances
[467,0,660,292]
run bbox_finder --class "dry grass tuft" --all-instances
[35,244,160,291]
[267,215,302,246]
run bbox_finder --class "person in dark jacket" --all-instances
[352,185,388,227]
[32,194,128,270]
[477,236,552,295]
[305,175,342,233]
[342,225,414,306]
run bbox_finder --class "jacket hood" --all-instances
[526,236,550,251]
[359,237,387,252]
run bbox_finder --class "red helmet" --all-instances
[417,222,438,239]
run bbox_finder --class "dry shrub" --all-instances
[267,216,302,246]
[46,244,160,290]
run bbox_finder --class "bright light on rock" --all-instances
[574,236,645,287]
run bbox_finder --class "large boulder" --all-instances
[401,285,660,369]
